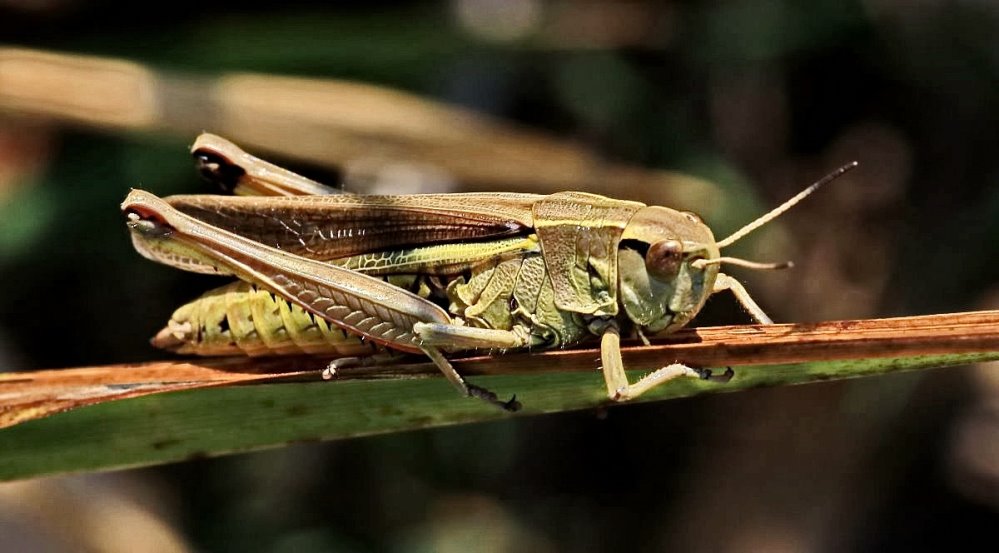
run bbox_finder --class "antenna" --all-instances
[716,162,858,249]
[692,257,793,270]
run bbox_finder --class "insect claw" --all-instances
[709,367,735,383]
[502,395,522,412]
[691,366,735,383]
[467,384,521,412]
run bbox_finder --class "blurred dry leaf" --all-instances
[0,478,190,553]
[0,47,719,212]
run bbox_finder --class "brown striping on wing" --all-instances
[165,193,542,260]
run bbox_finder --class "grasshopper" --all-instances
[122,133,856,410]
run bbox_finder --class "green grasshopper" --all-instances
[122,133,856,410]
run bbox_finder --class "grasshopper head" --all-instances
[618,206,721,333]
[618,162,859,335]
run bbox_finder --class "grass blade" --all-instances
[1,310,997,481]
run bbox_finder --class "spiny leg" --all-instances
[322,352,409,380]
[714,273,774,324]
[421,345,521,412]
[321,327,524,411]
[600,324,729,402]
[598,271,772,401]
[414,322,533,411]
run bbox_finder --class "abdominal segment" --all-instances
[152,280,383,357]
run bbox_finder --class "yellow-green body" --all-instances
[157,237,594,357]
[138,184,723,360]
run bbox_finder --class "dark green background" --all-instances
[1,1,997,551]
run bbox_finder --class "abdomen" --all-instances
[153,252,591,356]
[152,280,380,357]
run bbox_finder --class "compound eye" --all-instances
[646,239,683,279]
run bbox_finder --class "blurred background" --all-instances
[1,1,997,551]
